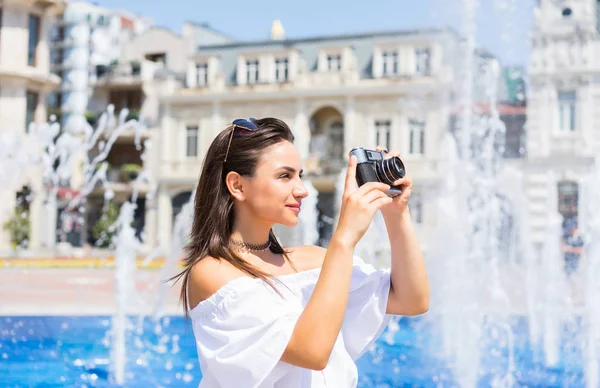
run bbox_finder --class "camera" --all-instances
[349,147,406,198]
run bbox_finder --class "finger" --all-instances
[362,188,389,204]
[385,151,401,159]
[391,176,410,187]
[369,196,393,211]
[344,155,358,194]
[354,181,390,196]
[375,145,388,153]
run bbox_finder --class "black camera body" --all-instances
[349,147,406,198]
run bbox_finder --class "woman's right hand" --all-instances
[334,155,393,247]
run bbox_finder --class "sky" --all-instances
[94,0,536,67]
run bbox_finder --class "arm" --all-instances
[282,160,392,370]
[382,208,430,316]
[373,146,429,316]
[281,239,354,370]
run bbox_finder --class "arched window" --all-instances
[328,121,344,162]
[557,181,578,218]
[172,191,192,222]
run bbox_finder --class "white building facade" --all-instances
[0,0,66,250]
[48,1,151,130]
[525,0,600,246]
[156,27,464,252]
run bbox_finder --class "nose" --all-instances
[293,181,309,199]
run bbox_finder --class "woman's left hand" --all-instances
[375,146,413,216]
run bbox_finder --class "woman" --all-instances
[173,117,429,387]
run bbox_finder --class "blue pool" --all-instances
[0,316,586,387]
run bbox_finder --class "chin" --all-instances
[278,214,300,227]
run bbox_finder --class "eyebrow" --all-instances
[277,166,304,175]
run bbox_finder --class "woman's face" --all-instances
[241,141,308,227]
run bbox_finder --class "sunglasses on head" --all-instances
[224,118,259,163]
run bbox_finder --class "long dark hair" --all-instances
[172,117,297,318]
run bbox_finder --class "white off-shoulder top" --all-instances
[189,255,392,388]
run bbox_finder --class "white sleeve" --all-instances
[342,256,392,360]
[190,279,300,387]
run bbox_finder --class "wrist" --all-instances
[329,232,356,251]
[382,206,411,221]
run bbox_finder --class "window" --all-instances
[410,193,423,224]
[557,181,578,218]
[375,120,391,149]
[186,126,198,157]
[145,52,167,65]
[558,91,576,132]
[0,8,3,57]
[409,119,425,155]
[329,121,344,161]
[415,48,431,75]
[382,51,398,76]
[28,14,40,66]
[597,0,600,35]
[327,54,341,71]
[246,60,259,84]
[275,58,288,82]
[196,63,208,87]
[25,91,39,132]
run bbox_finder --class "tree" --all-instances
[92,202,120,249]
[2,207,30,249]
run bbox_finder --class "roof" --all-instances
[185,21,237,41]
[196,27,457,51]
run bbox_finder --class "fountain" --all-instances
[151,190,194,321]
[581,148,600,388]
[3,1,600,386]
[5,106,152,385]
[425,0,519,385]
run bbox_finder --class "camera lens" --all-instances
[375,156,405,185]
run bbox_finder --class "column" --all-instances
[581,80,594,155]
[38,9,54,76]
[143,193,158,250]
[344,96,356,155]
[157,185,172,250]
[211,101,222,140]
[27,169,44,250]
[294,99,310,160]
[34,90,48,125]
[0,190,17,253]
[161,102,172,165]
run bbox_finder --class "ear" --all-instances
[225,171,246,201]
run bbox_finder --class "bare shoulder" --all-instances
[187,256,248,309]
[286,245,327,271]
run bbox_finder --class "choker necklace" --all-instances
[230,238,271,252]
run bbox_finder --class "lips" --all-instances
[286,204,301,213]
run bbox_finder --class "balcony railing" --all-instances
[95,60,164,86]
